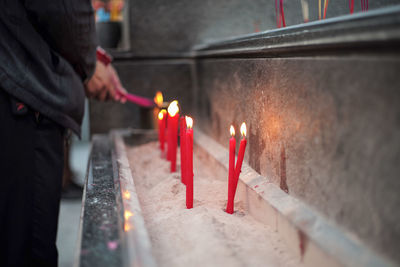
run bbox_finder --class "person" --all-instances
[0,0,124,266]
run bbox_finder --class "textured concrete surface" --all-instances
[127,0,400,56]
[194,56,400,263]
[57,200,82,267]
[193,129,395,267]
[90,60,193,134]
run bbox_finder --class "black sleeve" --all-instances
[24,0,97,81]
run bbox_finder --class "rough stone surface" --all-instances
[127,0,400,56]
[90,60,193,134]
[194,56,400,263]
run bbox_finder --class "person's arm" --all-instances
[24,0,97,81]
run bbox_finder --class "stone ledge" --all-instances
[193,6,400,58]
[111,130,158,267]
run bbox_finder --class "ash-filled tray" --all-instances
[124,137,303,267]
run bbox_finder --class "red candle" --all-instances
[232,123,247,203]
[158,110,166,153]
[166,117,171,161]
[180,116,187,185]
[226,125,236,214]
[167,100,179,172]
[185,116,194,209]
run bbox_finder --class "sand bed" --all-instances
[127,141,302,267]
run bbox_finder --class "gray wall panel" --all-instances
[195,56,400,263]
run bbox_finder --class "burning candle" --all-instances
[180,116,187,185]
[226,125,236,214]
[154,91,164,129]
[167,100,179,172]
[232,123,247,203]
[158,110,167,153]
[154,91,163,108]
[185,116,194,209]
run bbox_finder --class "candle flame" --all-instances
[186,116,193,129]
[240,122,247,137]
[168,100,179,117]
[154,91,163,107]
[124,211,133,220]
[230,125,235,136]
[158,110,164,120]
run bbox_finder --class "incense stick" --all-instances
[318,0,322,20]
[275,0,280,28]
[350,0,354,13]
[323,0,329,19]
[280,0,286,27]
[301,0,309,22]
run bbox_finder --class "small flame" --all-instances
[240,122,247,137]
[123,191,131,200]
[124,211,133,220]
[168,100,179,117]
[154,91,163,107]
[186,116,193,129]
[230,125,235,136]
[158,110,164,120]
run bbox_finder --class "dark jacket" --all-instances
[0,0,97,135]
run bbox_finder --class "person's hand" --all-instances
[84,60,115,101]
[109,65,127,103]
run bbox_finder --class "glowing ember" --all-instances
[124,222,132,232]
[240,122,247,137]
[230,125,235,137]
[123,191,131,200]
[154,91,163,107]
[168,100,179,117]
[124,211,133,220]
[185,116,193,129]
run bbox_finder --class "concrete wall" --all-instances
[127,0,400,56]
[194,56,400,262]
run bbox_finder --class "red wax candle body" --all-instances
[185,127,193,209]
[166,115,171,161]
[179,117,187,185]
[232,138,247,201]
[226,135,236,214]
[158,113,166,152]
[169,114,179,172]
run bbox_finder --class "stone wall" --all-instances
[194,56,400,263]
[127,0,400,56]
[192,8,400,263]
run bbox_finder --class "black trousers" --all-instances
[0,89,64,266]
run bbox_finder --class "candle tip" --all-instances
[230,125,235,136]
[158,110,164,120]
[186,116,193,128]
[240,122,247,137]
[168,100,179,116]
